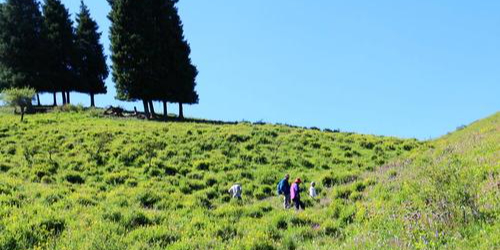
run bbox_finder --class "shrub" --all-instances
[321,172,359,187]
[38,217,66,236]
[53,104,85,113]
[32,163,58,180]
[194,160,210,171]
[254,155,268,165]
[272,215,288,230]
[352,181,366,192]
[137,192,161,208]
[64,172,85,184]
[301,158,314,168]
[105,172,129,185]
[76,196,98,206]
[103,210,123,223]
[282,235,297,250]
[123,211,152,229]
[289,215,313,227]
[0,163,12,172]
[360,141,375,149]
[205,175,218,186]
[44,193,64,205]
[323,221,342,237]
[162,165,177,176]
[339,205,356,225]
[214,224,238,242]
[226,134,250,143]
[127,226,179,248]
[349,191,363,201]
[334,186,353,200]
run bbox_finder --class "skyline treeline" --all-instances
[0,0,198,118]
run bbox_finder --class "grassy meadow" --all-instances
[0,108,498,250]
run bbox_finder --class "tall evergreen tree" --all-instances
[0,0,48,105]
[167,3,198,119]
[109,0,198,118]
[42,0,77,105]
[149,0,175,119]
[75,1,108,107]
[146,0,198,119]
[108,0,155,116]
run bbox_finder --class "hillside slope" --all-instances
[342,112,499,250]
[0,110,497,250]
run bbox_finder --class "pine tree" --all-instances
[108,0,155,116]
[168,3,198,119]
[42,0,77,105]
[147,0,198,120]
[150,0,175,119]
[0,0,48,106]
[109,0,198,119]
[75,1,108,107]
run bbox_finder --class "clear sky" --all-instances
[25,1,500,139]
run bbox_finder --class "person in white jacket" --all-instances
[309,182,317,198]
[229,184,242,199]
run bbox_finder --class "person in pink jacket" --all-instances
[290,178,305,210]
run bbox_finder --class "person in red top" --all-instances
[290,178,305,210]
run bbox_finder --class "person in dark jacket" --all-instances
[277,174,291,209]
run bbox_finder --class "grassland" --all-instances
[0,108,497,250]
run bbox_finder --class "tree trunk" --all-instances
[178,102,184,119]
[66,92,70,104]
[53,92,57,106]
[36,93,41,106]
[20,106,25,122]
[163,101,168,120]
[90,93,95,107]
[149,100,156,119]
[61,92,67,105]
[143,99,150,118]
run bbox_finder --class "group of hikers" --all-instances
[228,174,317,210]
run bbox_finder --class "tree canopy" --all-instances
[0,0,47,93]
[1,0,198,113]
[75,1,108,107]
[109,0,198,118]
[42,0,78,105]
[1,87,36,121]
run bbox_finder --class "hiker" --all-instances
[290,178,305,210]
[309,181,317,198]
[277,174,291,209]
[228,184,242,199]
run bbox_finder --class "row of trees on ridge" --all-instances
[0,0,108,107]
[0,0,198,118]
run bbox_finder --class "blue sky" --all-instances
[19,1,500,139]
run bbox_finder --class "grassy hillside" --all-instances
[346,112,499,250]
[0,109,497,249]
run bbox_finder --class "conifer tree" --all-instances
[75,1,108,107]
[0,0,48,106]
[42,0,77,105]
[109,0,155,116]
[109,0,198,118]
[150,0,175,119]
[167,3,198,119]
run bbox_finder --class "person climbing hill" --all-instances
[277,174,291,209]
[229,183,242,199]
[309,181,317,198]
[290,178,305,210]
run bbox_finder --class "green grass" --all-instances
[0,108,497,249]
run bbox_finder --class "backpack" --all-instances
[277,179,285,195]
